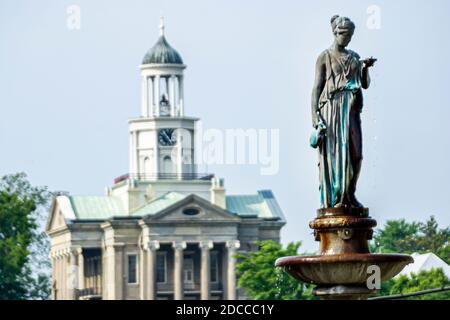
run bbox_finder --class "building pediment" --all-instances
[46,196,74,234]
[142,194,241,223]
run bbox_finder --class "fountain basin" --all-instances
[275,253,413,285]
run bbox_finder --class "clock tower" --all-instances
[129,18,197,180]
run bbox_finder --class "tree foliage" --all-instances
[371,216,449,264]
[372,216,449,300]
[380,268,450,300]
[235,240,316,300]
[0,173,51,299]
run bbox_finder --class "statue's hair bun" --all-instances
[330,15,340,25]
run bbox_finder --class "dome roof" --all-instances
[142,35,183,65]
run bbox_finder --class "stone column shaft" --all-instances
[200,241,213,300]
[142,75,148,117]
[178,76,184,116]
[155,75,160,117]
[170,75,176,116]
[226,240,240,300]
[147,241,160,300]
[77,248,84,291]
[140,247,147,300]
[173,241,186,300]
[109,243,125,300]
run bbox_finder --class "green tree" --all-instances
[373,216,449,299]
[371,219,420,253]
[371,216,449,264]
[0,173,51,299]
[235,240,316,300]
[415,216,450,263]
[381,268,450,300]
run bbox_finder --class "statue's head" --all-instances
[331,15,355,48]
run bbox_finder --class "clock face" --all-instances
[158,129,177,146]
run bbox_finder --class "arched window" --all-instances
[162,156,173,174]
[143,157,151,177]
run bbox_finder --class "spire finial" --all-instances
[159,16,165,37]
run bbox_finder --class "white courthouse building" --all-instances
[46,22,286,300]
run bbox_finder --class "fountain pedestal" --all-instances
[275,208,413,300]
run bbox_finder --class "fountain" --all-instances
[275,15,413,300]
[276,208,413,299]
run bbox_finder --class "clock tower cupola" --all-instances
[128,18,198,180]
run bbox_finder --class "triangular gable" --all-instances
[131,192,186,216]
[143,194,241,222]
[46,196,75,233]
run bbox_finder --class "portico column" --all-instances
[110,243,125,300]
[226,240,240,300]
[140,243,147,300]
[173,241,186,300]
[49,251,57,300]
[147,240,160,300]
[199,241,213,300]
[68,249,78,300]
[76,247,84,292]
[56,253,62,299]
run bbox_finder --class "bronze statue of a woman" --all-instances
[311,15,376,209]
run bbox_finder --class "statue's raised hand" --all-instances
[361,57,377,68]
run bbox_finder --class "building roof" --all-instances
[70,196,127,220]
[132,192,186,216]
[226,190,284,220]
[396,252,450,279]
[57,190,284,222]
[142,35,183,65]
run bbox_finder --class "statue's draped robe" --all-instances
[318,49,363,208]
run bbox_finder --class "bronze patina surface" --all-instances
[276,15,413,300]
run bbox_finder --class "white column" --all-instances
[172,241,186,300]
[149,77,154,116]
[50,255,56,300]
[199,241,213,300]
[154,140,159,180]
[134,131,139,178]
[226,240,240,300]
[76,247,84,292]
[56,253,63,300]
[68,248,81,300]
[170,75,176,116]
[146,241,160,300]
[140,244,147,300]
[141,75,148,117]
[177,129,183,179]
[129,132,134,174]
[178,75,184,116]
[111,243,125,300]
[155,75,160,117]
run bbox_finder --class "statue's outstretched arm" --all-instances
[361,57,377,89]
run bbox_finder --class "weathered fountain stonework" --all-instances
[276,208,413,299]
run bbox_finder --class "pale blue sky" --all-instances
[1,0,449,251]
